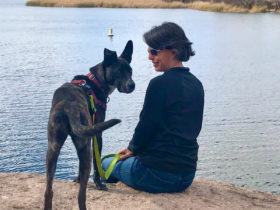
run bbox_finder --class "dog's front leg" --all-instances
[93,134,108,191]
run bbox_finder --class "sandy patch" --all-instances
[0,173,279,209]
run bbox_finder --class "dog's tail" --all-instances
[65,109,121,136]
[78,119,121,136]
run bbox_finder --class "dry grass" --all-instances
[26,0,270,13]
[186,1,248,13]
[249,5,268,13]
[26,0,188,8]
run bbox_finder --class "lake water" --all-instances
[0,0,280,195]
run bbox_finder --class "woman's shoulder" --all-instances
[149,73,167,87]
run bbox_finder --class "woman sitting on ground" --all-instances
[102,22,204,193]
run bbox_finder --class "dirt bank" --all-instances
[1,173,280,209]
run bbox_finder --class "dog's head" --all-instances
[102,40,135,94]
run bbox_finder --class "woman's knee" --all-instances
[177,172,195,192]
[101,157,114,171]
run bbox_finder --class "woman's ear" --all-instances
[169,49,177,60]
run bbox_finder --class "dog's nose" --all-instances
[128,81,135,91]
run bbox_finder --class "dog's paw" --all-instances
[96,182,108,191]
[73,176,80,183]
[94,177,108,191]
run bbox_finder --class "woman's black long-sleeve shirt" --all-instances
[128,67,204,174]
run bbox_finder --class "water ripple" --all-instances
[0,4,280,195]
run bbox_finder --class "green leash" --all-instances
[93,136,121,180]
[90,95,121,180]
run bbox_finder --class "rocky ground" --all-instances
[1,173,280,210]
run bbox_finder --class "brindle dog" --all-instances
[44,40,134,210]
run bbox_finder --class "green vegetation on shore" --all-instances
[26,0,279,13]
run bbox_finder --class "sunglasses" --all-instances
[147,48,161,56]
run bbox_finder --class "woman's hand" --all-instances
[117,148,133,160]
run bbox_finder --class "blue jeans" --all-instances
[102,156,195,193]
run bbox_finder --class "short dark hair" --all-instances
[143,22,195,62]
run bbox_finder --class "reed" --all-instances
[186,1,248,13]
[26,0,270,13]
[249,5,268,13]
[26,0,188,8]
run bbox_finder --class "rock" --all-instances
[0,173,280,209]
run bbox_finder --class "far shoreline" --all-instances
[25,0,280,14]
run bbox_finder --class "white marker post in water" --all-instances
[108,28,113,37]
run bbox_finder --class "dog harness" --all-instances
[71,72,107,122]
[71,72,120,180]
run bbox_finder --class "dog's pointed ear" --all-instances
[120,40,133,64]
[103,48,118,67]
